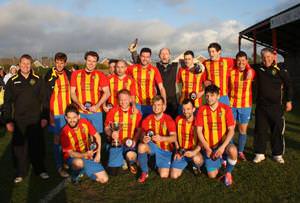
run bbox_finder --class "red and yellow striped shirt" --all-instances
[176,115,198,150]
[104,106,142,143]
[195,103,234,148]
[108,74,136,106]
[70,69,109,113]
[176,67,206,108]
[127,64,163,105]
[142,113,176,151]
[50,70,71,116]
[203,58,234,96]
[60,118,97,160]
[229,67,254,108]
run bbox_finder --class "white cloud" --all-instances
[0,0,246,61]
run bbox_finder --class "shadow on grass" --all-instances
[0,127,68,202]
[0,131,14,203]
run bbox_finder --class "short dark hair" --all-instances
[84,51,99,61]
[182,98,194,107]
[205,84,220,95]
[65,104,79,116]
[55,52,67,62]
[140,47,152,56]
[117,89,131,98]
[109,59,117,65]
[20,54,33,62]
[184,50,194,58]
[236,51,248,59]
[208,42,222,51]
[152,95,164,104]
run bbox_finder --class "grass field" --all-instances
[1,104,300,203]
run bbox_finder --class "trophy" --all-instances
[189,92,197,100]
[177,148,186,156]
[84,101,92,111]
[132,38,138,49]
[146,130,154,139]
[125,138,135,152]
[110,122,121,147]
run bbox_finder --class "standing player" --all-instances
[127,48,167,117]
[61,104,108,183]
[176,50,206,112]
[104,60,136,112]
[104,89,142,175]
[196,85,237,186]
[137,95,176,183]
[203,43,235,105]
[170,99,203,179]
[70,51,110,134]
[228,51,254,161]
[44,52,71,177]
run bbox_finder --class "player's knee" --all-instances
[126,151,137,161]
[72,158,84,170]
[170,172,181,179]
[227,145,238,158]
[138,143,148,153]
[207,171,218,179]
[160,171,169,179]
[96,173,109,184]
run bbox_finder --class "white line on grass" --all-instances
[39,178,70,203]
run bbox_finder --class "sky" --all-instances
[0,0,299,61]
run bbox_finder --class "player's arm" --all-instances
[70,86,85,111]
[197,126,212,157]
[157,131,177,143]
[157,83,167,105]
[94,86,110,111]
[92,132,102,162]
[279,66,293,111]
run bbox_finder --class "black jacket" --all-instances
[254,62,293,106]
[3,71,48,124]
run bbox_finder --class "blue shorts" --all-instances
[80,112,103,133]
[171,156,192,170]
[149,142,172,169]
[219,96,230,106]
[136,104,152,118]
[48,115,66,135]
[108,146,137,167]
[232,107,252,124]
[202,150,222,173]
[67,158,104,180]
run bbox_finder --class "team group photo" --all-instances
[0,0,299,202]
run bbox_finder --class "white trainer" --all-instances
[253,154,266,163]
[14,177,23,183]
[39,172,50,180]
[273,155,285,164]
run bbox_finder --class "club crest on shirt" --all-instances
[218,112,223,118]
[29,79,36,86]
[81,128,86,134]
[271,69,277,76]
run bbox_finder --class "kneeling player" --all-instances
[171,99,203,179]
[196,85,237,186]
[138,95,177,183]
[104,89,142,175]
[60,104,108,183]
